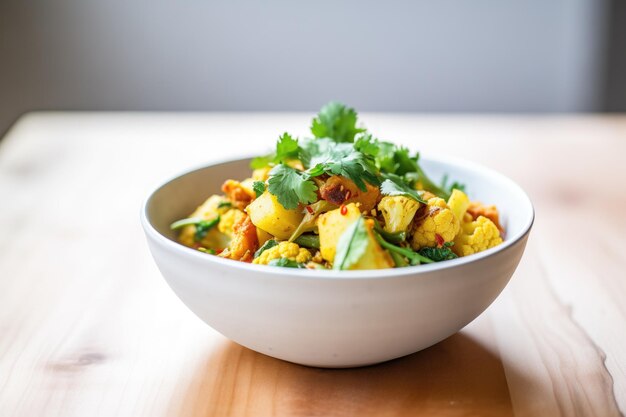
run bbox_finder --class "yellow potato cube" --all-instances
[317,203,362,262]
[246,192,304,240]
[447,189,470,223]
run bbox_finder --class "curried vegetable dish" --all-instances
[171,102,504,270]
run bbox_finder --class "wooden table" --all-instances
[0,113,624,417]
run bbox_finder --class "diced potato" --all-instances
[317,203,361,262]
[239,178,256,197]
[447,189,470,223]
[218,209,247,237]
[246,192,304,240]
[252,167,271,181]
[256,227,273,246]
[377,196,420,233]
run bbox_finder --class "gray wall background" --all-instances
[0,0,608,137]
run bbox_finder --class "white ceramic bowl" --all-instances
[141,155,533,368]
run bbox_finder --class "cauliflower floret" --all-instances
[410,197,460,250]
[453,215,503,257]
[378,196,421,233]
[467,201,504,235]
[218,209,247,237]
[253,242,312,265]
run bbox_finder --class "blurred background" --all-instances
[1,0,624,139]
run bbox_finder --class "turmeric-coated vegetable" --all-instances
[253,241,312,265]
[411,197,460,250]
[453,215,503,257]
[378,196,421,234]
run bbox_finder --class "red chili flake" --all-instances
[435,234,445,247]
[344,190,352,200]
[305,205,314,214]
[340,204,347,215]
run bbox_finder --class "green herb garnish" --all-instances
[250,133,301,169]
[254,239,278,258]
[252,181,266,198]
[268,258,305,268]
[267,165,318,210]
[418,242,458,262]
[380,173,427,204]
[440,174,467,197]
[310,102,365,143]
[333,217,370,270]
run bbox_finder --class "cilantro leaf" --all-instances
[418,242,458,262]
[249,132,301,169]
[354,133,380,158]
[368,139,462,200]
[252,181,266,198]
[267,165,318,210]
[303,139,381,191]
[275,132,300,162]
[440,174,467,196]
[254,239,278,258]
[268,258,305,268]
[333,217,370,270]
[250,154,274,170]
[380,174,427,203]
[310,102,365,143]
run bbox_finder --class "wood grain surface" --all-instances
[0,113,624,417]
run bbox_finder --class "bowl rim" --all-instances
[141,153,534,280]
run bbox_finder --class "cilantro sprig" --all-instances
[252,181,266,198]
[310,101,365,143]
[380,173,427,204]
[251,133,300,169]
[251,101,466,211]
[267,165,318,210]
[302,139,381,191]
